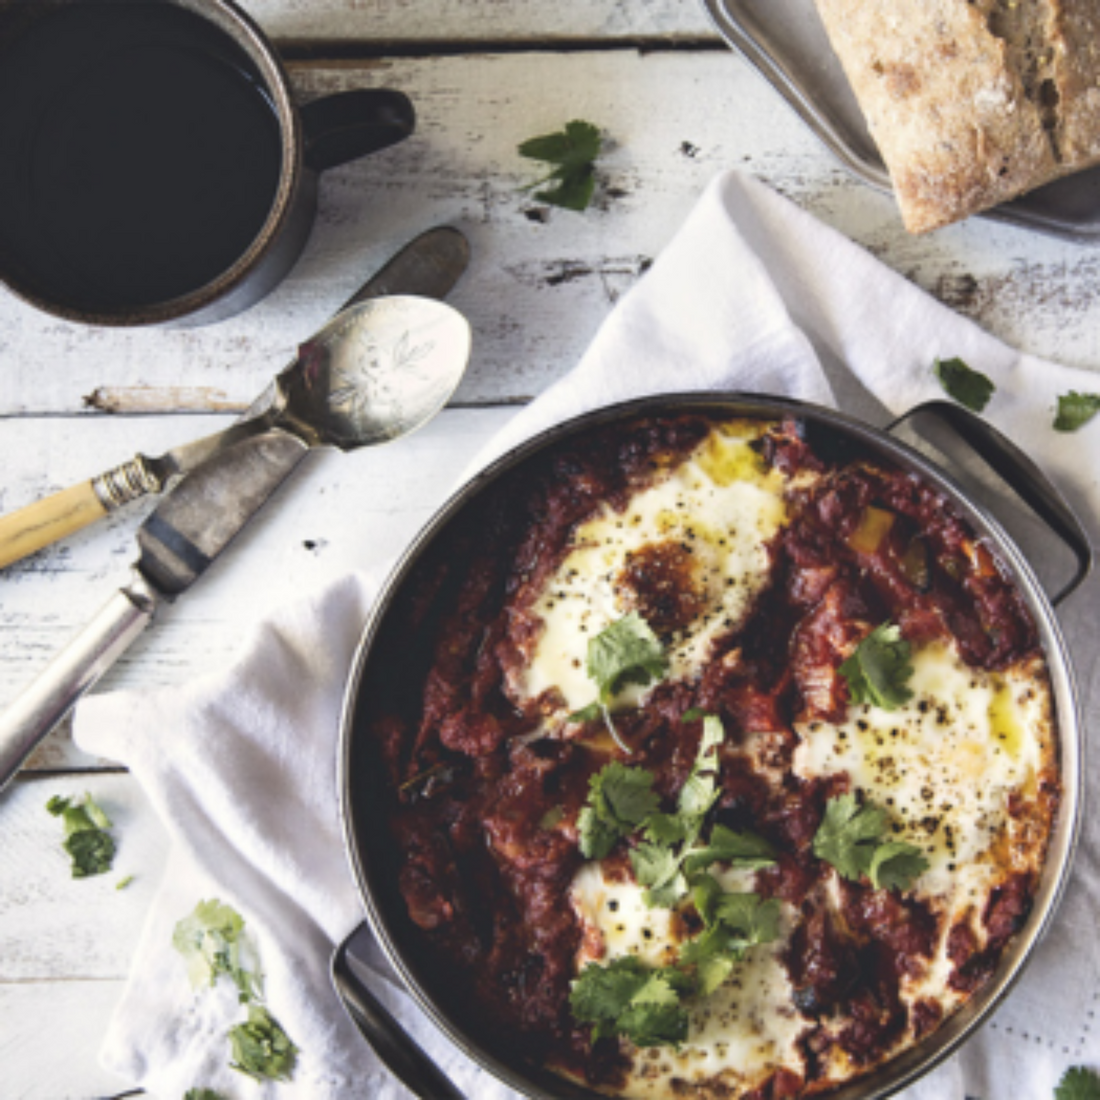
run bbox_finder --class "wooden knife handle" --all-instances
[0,482,108,570]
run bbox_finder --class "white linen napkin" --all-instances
[75,170,1100,1100]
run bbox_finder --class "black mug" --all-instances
[0,0,415,326]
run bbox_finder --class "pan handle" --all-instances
[331,922,467,1100]
[886,400,1093,606]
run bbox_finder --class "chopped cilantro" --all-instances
[570,957,689,1047]
[679,876,780,994]
[518,120,602,212]
[630,716,775,908]
[1054,392,1100,433]
[681,824,777,878]
[839,622,914,711]
[228,1005,298,1082]
[630,716,724,906]
[813,794,928,890]
[184,1090,228,1100]
[46,793,116,878]
[934,356,995,412]
[1056,1067,1100,1100]
[577,761,660,860]
[172,899,263,1004]
[631,841,688,909]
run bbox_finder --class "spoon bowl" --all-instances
[277,295,472,451]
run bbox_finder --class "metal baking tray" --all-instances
[701,0,1100,240]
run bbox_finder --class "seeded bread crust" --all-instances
[813,0,1100,233]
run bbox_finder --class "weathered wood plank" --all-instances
[0,772,165,1098]
[0,980,136,1099]
[4,51,1100,420]
[245,0,717,46]
[0,773,167,982]
[0,406,517,770]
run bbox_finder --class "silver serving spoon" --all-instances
[0,288,471,569]
[0,293,471,792]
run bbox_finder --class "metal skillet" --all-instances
[334,393,1090,1100]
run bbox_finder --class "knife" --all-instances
[0,225,471,570]
[0,227,470,790]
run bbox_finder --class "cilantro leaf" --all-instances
[633,715,727,906]
[518,120,602,212]
[813,794,887,881]
[713,893,781,946]
[65,829,116,878]
[228,1004,298,1082]
[172,899,263,1003]
[673,714,724,833]
[839,622,914,711]
[868,840,930,891]
[587,612,668,703]
[934,356,995,412]
[570,957,689,1047]
[813,795,927,891]
[631,841,688,909]
[1056,1067,1100,1100]
[1054,392,1100,433]
[644,812,689,846]
[46,793,116,878]
[688,951,737,998]
[681,824,776,877]
[577,761,660,859]
[680,879,781,993]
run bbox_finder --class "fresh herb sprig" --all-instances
[173,899,299,1083]
[172,898,263,1004]
[1054,392,1100,433]
[46,793,116,878]
[631,715,775,908]
[839,622,914,711]
[935,356,995,412]
[570,612,669,751]
[681,875,781,995]
[518,120,602,212]
[577,761,660,860]
[813,794,928,891]
[571,712,784,1047]
[578,713,776,906]
[228,1005,299,1083]
[1056,1066,1100,1100]
[570,957,691,1048]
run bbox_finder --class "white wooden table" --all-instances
[3,3,1099,1096]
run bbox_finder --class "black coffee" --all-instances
[0,2,283,310]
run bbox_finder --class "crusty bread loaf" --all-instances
[812,0,1100,233]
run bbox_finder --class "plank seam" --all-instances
[280,37,728,63]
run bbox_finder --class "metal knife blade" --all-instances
[137,429,309,597]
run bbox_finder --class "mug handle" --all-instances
[301,88,415,173]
